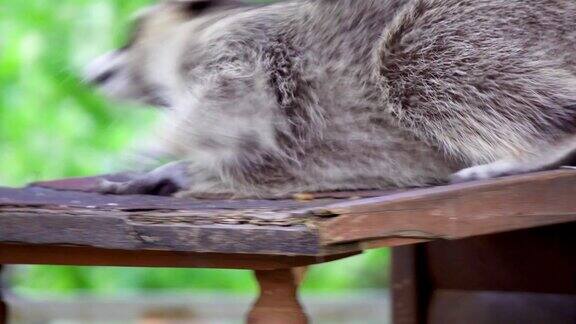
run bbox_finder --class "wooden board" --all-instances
[0,186,358,257]
[1,170,576,269]
[315,169,576,244]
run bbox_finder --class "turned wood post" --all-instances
[0,265,7,324]
[247,267,308,324]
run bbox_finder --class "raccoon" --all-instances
[85,0,576,197]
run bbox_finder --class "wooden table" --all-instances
[1,170,575,323]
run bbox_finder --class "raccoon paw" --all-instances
[449,160,519,184]
[96,161,191,196]
[96,178,183,196]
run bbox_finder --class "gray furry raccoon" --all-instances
[85,0,576,197]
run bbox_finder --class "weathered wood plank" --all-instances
[315,170,576,245]
[0,209,319,255]
[2,169,576,261]
[0,186,329,256]
[0,186,389,257]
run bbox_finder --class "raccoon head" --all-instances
[84,0,246,107]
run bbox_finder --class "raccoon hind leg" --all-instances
[450,136,576,183]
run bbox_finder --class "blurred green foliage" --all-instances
[12,249,389,295]
[0,0,390,295]
[0,0,158,186]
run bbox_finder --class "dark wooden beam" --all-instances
[428,290,576,324]
[392,222,576,324]
[0,244,356,270]
[425,222,576,294]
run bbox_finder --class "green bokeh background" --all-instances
[0,0,389,295]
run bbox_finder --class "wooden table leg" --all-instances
[0,265,7,324]
[392,245,428,324]
[247,267,308,324]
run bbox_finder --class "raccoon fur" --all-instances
[85,0,576,197]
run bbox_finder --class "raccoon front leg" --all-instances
[115,64,306,197]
